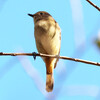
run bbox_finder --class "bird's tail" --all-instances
[45,58,57,92]
[46,73,54,92]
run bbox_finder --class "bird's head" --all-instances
[28,11,53,24]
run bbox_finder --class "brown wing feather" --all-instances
[54,31,61,68]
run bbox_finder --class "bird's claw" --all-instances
[32,52,37,60]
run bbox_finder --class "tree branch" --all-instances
[0,52,100,66]
[86,0,100,11]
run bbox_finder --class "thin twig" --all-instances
[0,52,100,66]
[86,0,100,11]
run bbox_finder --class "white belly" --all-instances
[34,19,61,55]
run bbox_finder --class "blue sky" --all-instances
[0,0,100,100]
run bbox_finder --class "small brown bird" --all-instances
[28,11,61,92]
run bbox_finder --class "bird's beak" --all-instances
[28,13,34,18]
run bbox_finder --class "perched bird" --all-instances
[28,11,61,92]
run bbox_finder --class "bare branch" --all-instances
[0,52,100,66]
[86,0,100,11]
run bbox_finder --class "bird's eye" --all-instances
[40,12,43,15]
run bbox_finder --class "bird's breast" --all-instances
[34,19,61,55]
[35,20,50,31]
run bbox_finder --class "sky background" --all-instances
[0,0,100,100]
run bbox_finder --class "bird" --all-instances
[28,11,61,92]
